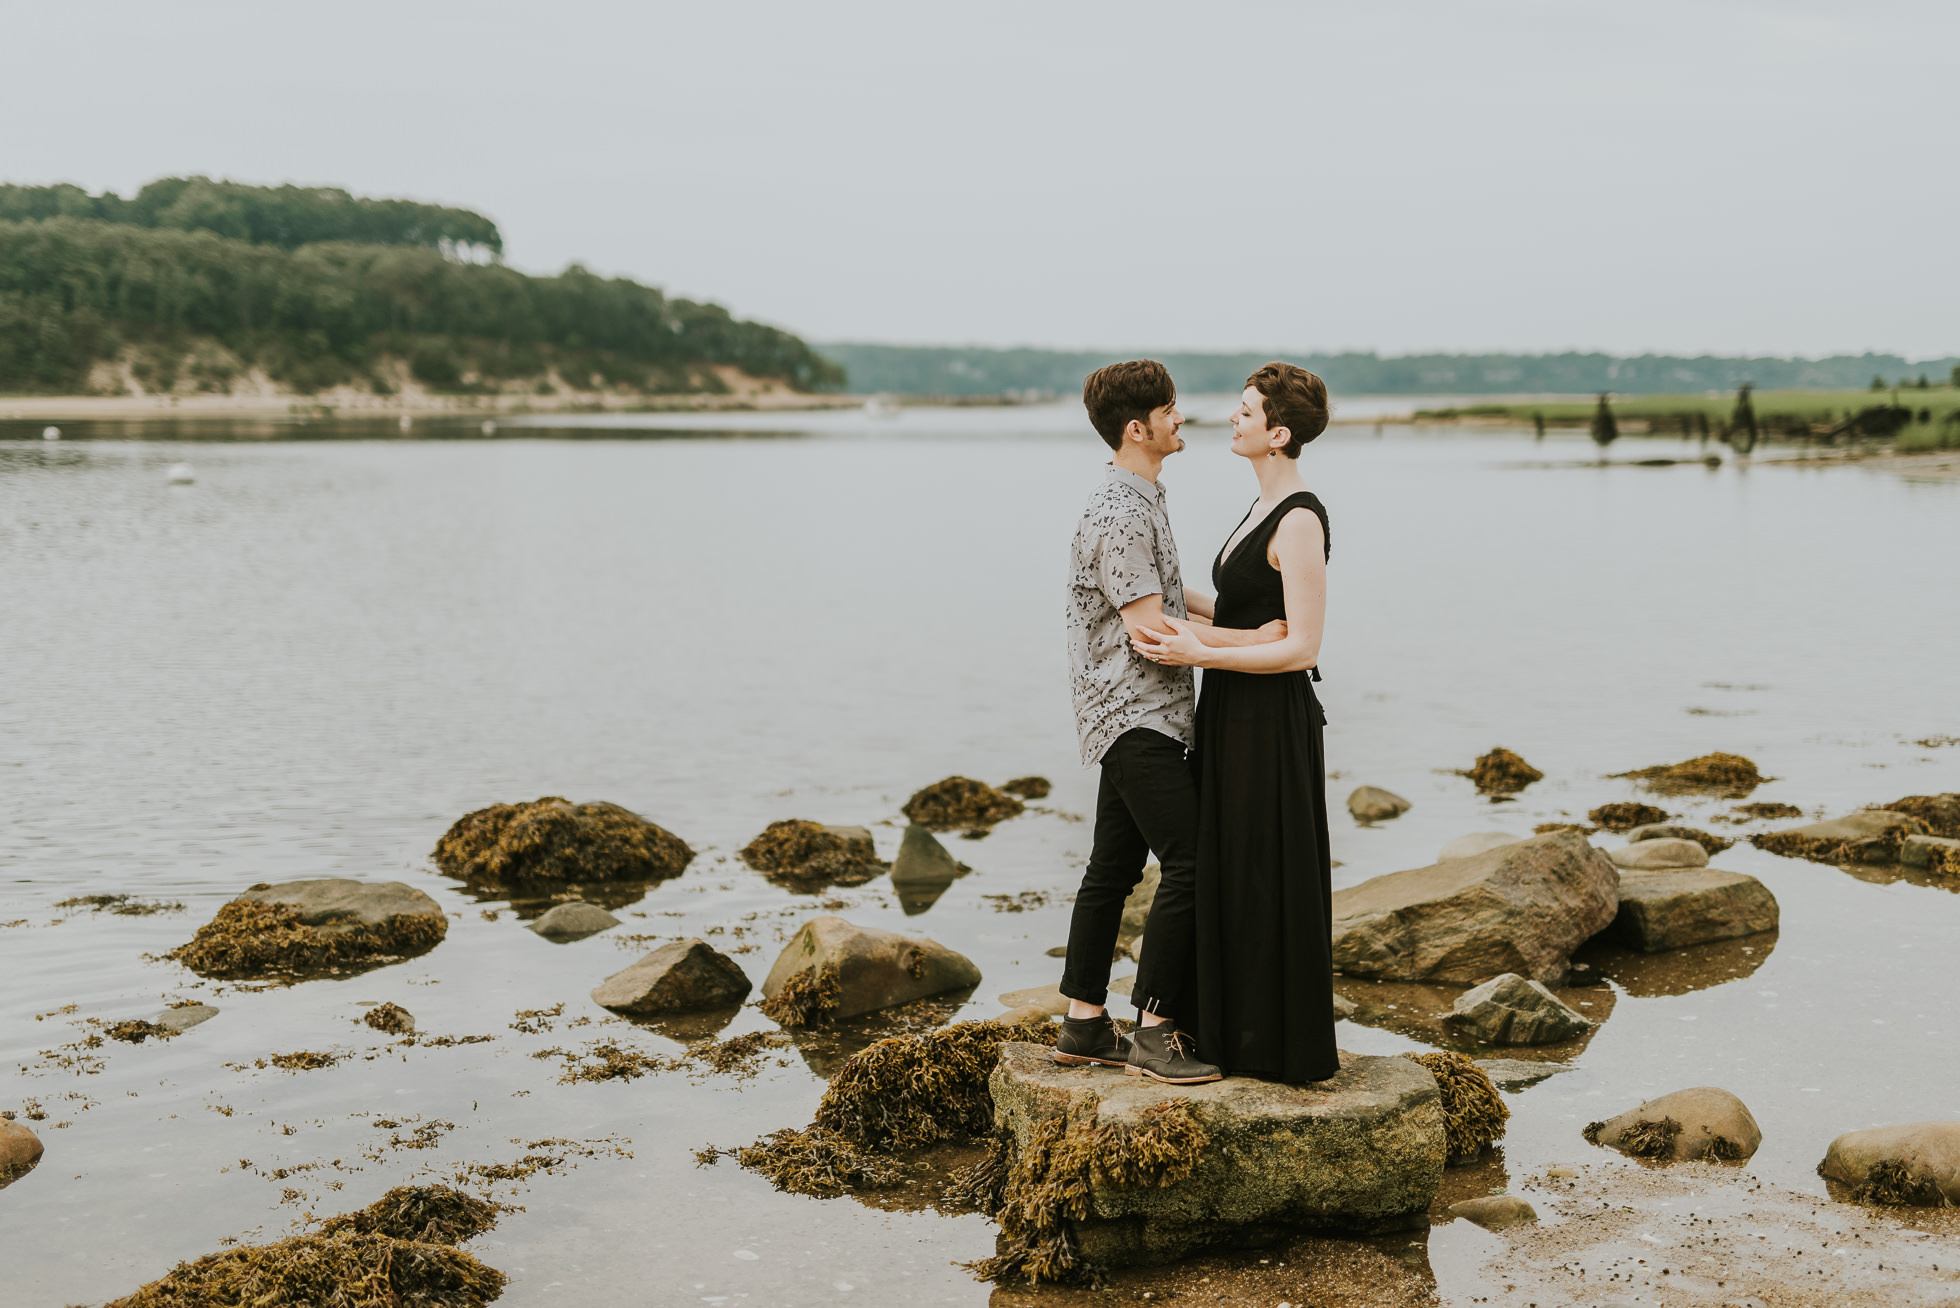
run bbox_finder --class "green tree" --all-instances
[1871,375,1887,390]
[1731,383,1758,455]
[1590,393,1618,451]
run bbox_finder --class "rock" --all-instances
[1584,1086,1760,1163]
[1900,833,1960,873]
[528,901,621,941]
[591,938,753,1014]
[888,823,970,914]
[1348,786,1412,823]
[1625,823,1733,854]
[1115,861,1161,959]
[167,879,448,979]
[1446,1194,1537,1230]
[1608,868,1778,951]
[761,916,981,1021]
[1333,993,1357,1020]
[740,821,887,890]
[1819,1122,1960,1206]
[433,796,693,889]
[1752,809,1926,865]
[1608,838,1708,870]
[1613,752,1764,797]
[1330,831,1618,984]
[1438,832,1520,861]
[156,1003,219,1034]
[1879,793,1960,838]
[997,975,1135,1017]
[1473,1058,1573,1091]
[989,1043,1443,1266]
[996,1002,1057,1026]
[1441,973,1591,1045]
[1001,776,1052,800]
[1459,748,1543,795]
[902,776,1024,830]
[1589,802,1670,831]
[363,1002,414,1034]
[1,1117,44,1187]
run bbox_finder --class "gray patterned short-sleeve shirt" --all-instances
[1067,465,1195,766]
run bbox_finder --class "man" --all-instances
[1054,359,1287,1084]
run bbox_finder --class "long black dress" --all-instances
[1191,490,1339,1085]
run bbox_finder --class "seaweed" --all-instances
[1613,1116,1682,1159]
[739,820,887,890]
[269,1050,341,1072]
[1673,828,1735,855]
[1751,825,1915,866]
[1000,776,1052,800]
[1533,822,1592,836]
[167,899,447,980]
[106,1019,174,1044]
[902,777,1025,830]
[1589,802,1670,832]
[758,963,842,1028]
[316,1184,506,1245]
[55,894,184,916]
[1612,752,1764,797]
[432,797,693,888]
[686,1030,790,1078]
[364,1002,415,1034]
[1726,801,1804,822]
[1850,1158,1952,1208]
[1459,748,1543,795]
[716,1126,905,1193]
[1410,1051,1509,1162]
[541,1040,673,1083]
[946,1133,1012,1212]
[1882,793,1960,839]
[103,1231,505,1308]
[962,1100,1209,1286]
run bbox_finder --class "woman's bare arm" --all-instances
[1120,594,1285,650]
[1130,509,1323,672]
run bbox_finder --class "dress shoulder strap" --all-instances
[1263,491,1331,562]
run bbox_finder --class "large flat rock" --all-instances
[1608,867,1778,951]
[237,879,443,930]
[990,1043,1443,1265]
[1753,809,1925,864]
[762,916,980,1020]
[1820,1121,1960,1205]
[1330,831,1618,983]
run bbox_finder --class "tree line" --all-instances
[0,216,843,395]
[0,176,503,255]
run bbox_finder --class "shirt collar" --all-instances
[1106,463,1164,505]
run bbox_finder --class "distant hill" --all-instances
[820,343,1960,399]
[0,178,842,397]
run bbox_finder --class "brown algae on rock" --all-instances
[167,888,447,981]
[316,1183,507,1244]
[1723,800,1805,822]
[1588,802,1670,831]
[106,1019,175,1044]
[54,894,185,916]
[363,1002,415,1035]
[1000,776,1053,800]
[1883,793,1960,838]
[902,776,1025,830]
[104,1230,505,1308]
[1409,1051,1508,1162]
[1850,1158,1951,1208]
[432,796,693,889]
[1612,751,1764,797]
[269,1050,342,1072]
[1458,748,1543,795]
[739,820,887,890]
[758,962,842,1027]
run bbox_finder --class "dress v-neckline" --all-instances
[1220,491,1305,570]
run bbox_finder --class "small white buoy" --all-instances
[167,462,195,485]
[42,425,60,441]
[398,414,413,431]
[480,419,498,435]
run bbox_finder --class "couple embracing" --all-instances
[1054,359,1338,1087]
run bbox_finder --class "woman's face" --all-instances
[1229,386,1284,460]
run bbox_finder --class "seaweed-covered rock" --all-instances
[740,821,887,890]
[1441,973,1591,1046]
[167,880,448,980]
[103,1232,505,1308]
[1447,1194,1537,1230]
[1,1117,44,1188]
[1752,810,1926,865]
[1407,1051,1509,1162]
[1584,1086,1760,1163]
[1613,752,1764,797]
[1625,823,1733,854]
[1438,832,1520,861]
[1330,831,1618,984]
[760,916,980,1024]
[1819,1121,1960,1206]
[363,1002,415,1034]
[1459,748,1543,795]
[527,900,620,941]
[1901,833,1960,874]
[1608,868,1778,951]
[590,939,752,1015]
[983,1043,1444,1275]
[157,1003,219,1034]
[889,823,970,914]
[902,776,1025,830]
[1609,838,1708,870]
[1589,802,1670,832]
[1347,786,1411,823]
[433,797,692,890]
[316,1184,504,1244]
[1001,776,1053,800]
[1882,793,1960,839]
[1726,801,1805,822]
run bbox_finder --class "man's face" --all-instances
[1134,400,1185,455]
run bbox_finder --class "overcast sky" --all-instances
[4,1,1953,358]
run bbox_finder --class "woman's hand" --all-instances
[1132,615,1210,668]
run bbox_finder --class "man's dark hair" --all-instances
[1246,362,1329,457]
[1083,359,1175,450]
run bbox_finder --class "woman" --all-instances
[1131,362,1337,1084]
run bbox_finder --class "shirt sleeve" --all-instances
[1092,514,1165,611]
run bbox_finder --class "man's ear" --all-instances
[1125,418,1146,443]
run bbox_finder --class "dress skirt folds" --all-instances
[1190,490,1340,1084]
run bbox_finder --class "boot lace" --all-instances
[1162,1028,1194,1061]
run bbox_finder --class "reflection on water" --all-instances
[2,415,1957,1306]
[1575,929,1777,998]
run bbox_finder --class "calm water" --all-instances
[2,406,1957,1306]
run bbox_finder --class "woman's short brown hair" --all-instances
[1083,359,1175,450]
[1246,362,1329,458]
